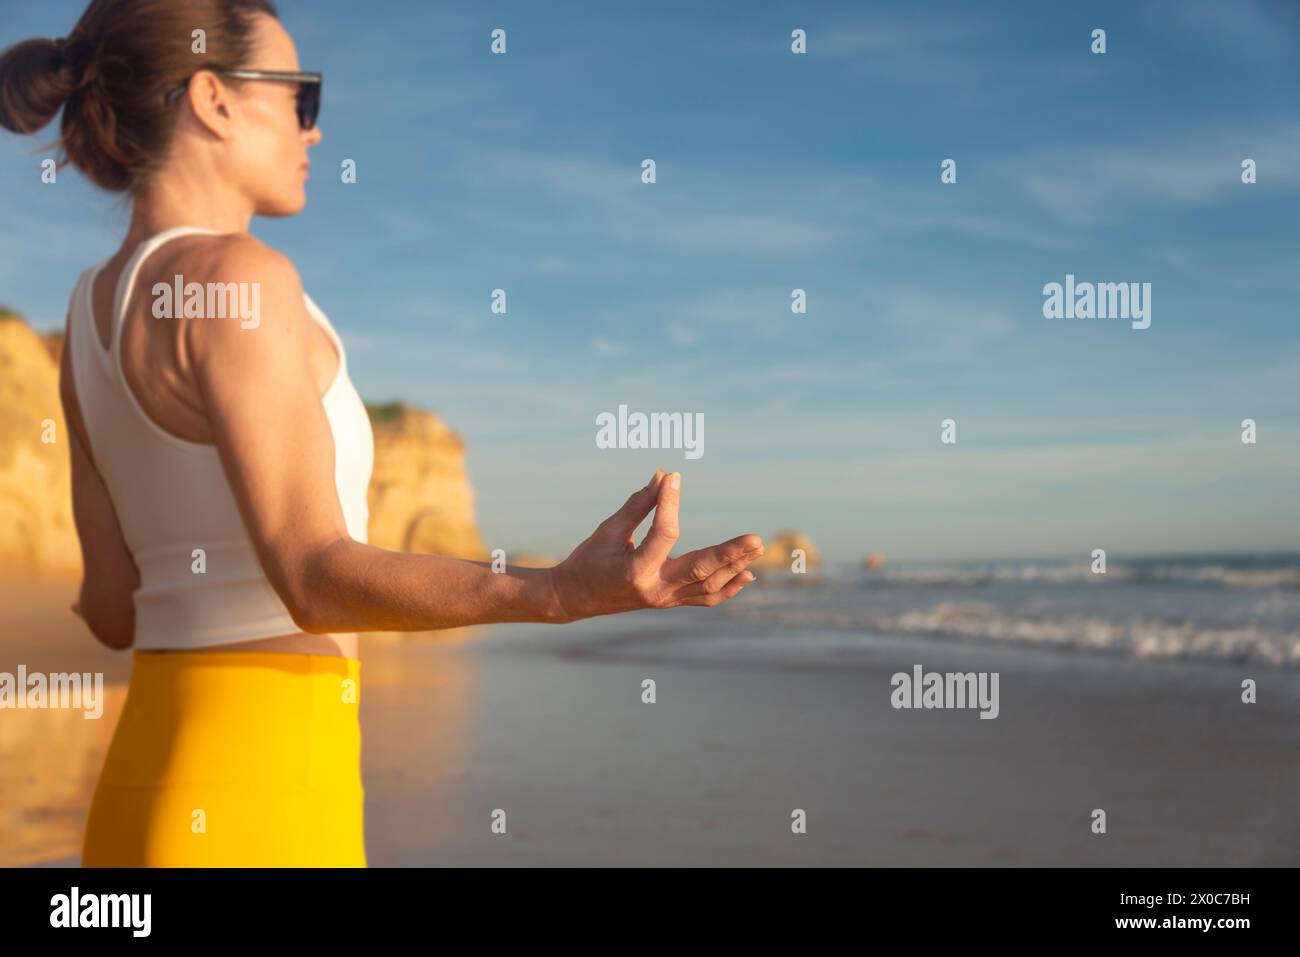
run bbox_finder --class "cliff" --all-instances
[748,529,822,572]
[0,313,80,574]
[364,402,489,560]
[0,310,488,576]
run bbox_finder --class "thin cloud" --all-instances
[1021,124,1300,224]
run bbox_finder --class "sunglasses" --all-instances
[164,68,323,130]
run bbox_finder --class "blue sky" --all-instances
[2,0,1298,562]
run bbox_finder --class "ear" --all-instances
[184,69,238,139]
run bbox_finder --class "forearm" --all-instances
[290,538,571,634]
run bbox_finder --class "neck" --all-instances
[125,169,255,248]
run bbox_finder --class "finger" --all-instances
[663,534,764,585]
[596,470,665,544]
[675,565,756,601]
[674,570,754,607]
[633,470,682,566]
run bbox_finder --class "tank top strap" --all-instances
[303,292,347,376]
[67,264,110,404]
[110,225,221,358]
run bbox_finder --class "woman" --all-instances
[0,0,763,866]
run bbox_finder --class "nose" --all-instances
[305,123,323,147]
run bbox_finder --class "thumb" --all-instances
[634,470,681,566]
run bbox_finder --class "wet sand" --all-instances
[4,580,1298,866]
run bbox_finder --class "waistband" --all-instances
[104,650,363,793]
[132,649,360,670]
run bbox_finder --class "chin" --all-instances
[257,191,308,218]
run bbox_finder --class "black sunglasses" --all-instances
[164,68,322,130]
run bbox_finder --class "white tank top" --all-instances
[67,226,374,650]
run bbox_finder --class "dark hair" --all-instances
[0,0,278,194]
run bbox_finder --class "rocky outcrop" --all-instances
[0,308,489,576]
[506,551,558,568]
[749,529,822,572]
[365,402,489,561]
[41,329,64,365]
[0,313,80,575]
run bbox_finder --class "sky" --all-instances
[2,0,1298,563]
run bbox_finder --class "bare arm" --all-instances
[187,238,764,635]
[59,317,139,649]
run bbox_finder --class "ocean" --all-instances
[565,552,1300,670]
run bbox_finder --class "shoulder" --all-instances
[170,232,304,298]
[167,234,312,358]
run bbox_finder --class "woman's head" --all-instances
[0,0,321,216]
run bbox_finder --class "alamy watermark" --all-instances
[152,275,260,329]
[50,887,150,937]
[595,404,704,459]
[0,666,104,719]
[891,664,999,719]
[1042,274,1150,330]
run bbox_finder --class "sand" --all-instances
[4,579,1298,866]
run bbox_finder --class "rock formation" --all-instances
[505,551,558,568]
[749,529,821,571]
[364,402,489,561]
[0,313,80,575]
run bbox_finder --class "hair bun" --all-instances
[0,37,78,135]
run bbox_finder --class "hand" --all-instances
[545,469,765,623]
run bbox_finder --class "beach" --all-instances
[4,565,1297,867]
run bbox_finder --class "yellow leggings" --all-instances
[82,650,366,867]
